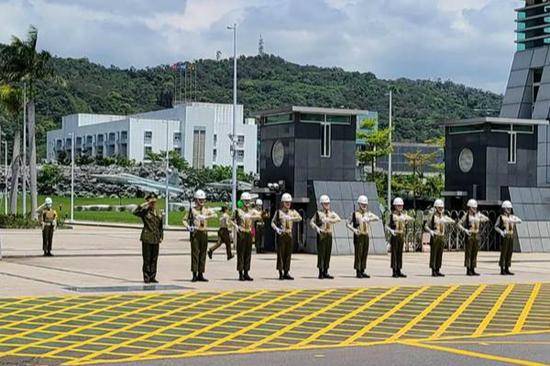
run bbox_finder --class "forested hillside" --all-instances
[0,54,503,158]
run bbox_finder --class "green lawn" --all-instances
[0,195,225,226]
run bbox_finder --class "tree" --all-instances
[0,84,22,214]
[403,149,437,209]
[0,25,55,219]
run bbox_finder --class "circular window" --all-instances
[272,140,285,167]
[458,148,474,173]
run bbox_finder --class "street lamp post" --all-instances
[228,23,238,212]
[69,132,75,222]
[22,83,27,215]
[3,140,7,215]
[387,90,393,211]
[165,120,170,227]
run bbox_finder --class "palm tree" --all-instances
[0,84,22,214]
[0,25,54,219]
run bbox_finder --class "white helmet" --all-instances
[319,195,330,204]
[434,199,444,208]
[240,192,252,201]
[45,197,53,206]
[281,193,292,203]
[467,199,478,208]
[194,189,206,200]
[357,195,368,205]
[393,197,404,206]
[255,199,263,206]
[502,200,513,209]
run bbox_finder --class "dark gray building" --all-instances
[375,142,443,175]
[255,106,386,255]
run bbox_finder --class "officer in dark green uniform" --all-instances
[133,193,164,283]
[254,199,270,254]
[494,200,522,276]
[458,199,490,276]
[424,199,454,277]
[233,192,262,281]
[184,189,216,282]
[386,197,414,278]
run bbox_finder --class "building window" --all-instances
[97,134,104,144]
[121,131,128,141]
[236,150,244,163]
[144,146,153,159]
[193,128,206,168]
[86,135,93,145]
[508,132,517,164]
[108,132,116,142]
[213,134,217,146]
[174,147,182,155]
[76,136,82,146]
[237,135,245,147]
[174,132,181,144]
[56,139,62,149]
[533,68,543,106]
[213,149,217,161]
[144,131,152,144]
[321,123,331,158]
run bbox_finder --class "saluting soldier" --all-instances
[233,192,262,281]
[183,189,216,282]
[37,197,58,257]
[133,193,164,283]
[310,195,341,279]
[346,195,379,278]
[208,206,235,261]
[386,197,414,278]
[254,199,270,254]
[458,199,490,276]
[271,193,302,280]
[494,200,522,276]
[425,199,454,277]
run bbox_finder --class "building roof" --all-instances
[254,106,371,117]
[443,117,549,127]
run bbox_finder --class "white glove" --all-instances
[465,229,471,237]
[188,226,196,233]
[316,227,321,235]
[353,228,359,235]
[275,227,283,235]
[282,213,291,221]
[429,229,436,236]
[389,229,396,237]
[498,229,506,238]
[243,213,251,220]
[196,215,206,221]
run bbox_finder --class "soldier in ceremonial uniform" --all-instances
[133,193,163,283]
[346,195,379,278]
[386,197,414,278]
[494,200,522,275]
[233,192,262,281]
[310,195,341,279]
[183,189,216,282]
[37,197,58,257]
[458,199,490,276]
[254,199,270,254]
[425,199,455,277]
[208,206,234,260]
[271,193,302,280]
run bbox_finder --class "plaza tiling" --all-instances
[0,282,547,365]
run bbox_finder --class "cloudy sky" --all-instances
[0,0,522,93]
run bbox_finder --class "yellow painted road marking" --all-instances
[513,283,541,333]
[126,290,296,361]
[400,340,547,366]
[0,294,159,357]
[0,295,121,346]
[189,290,332,355]
[427,285,486,340]
[294,287,399,348]
[473,284,515,337]
[387,285,459,342]
[0,295,79,324]
[41,293,189,358]
[342,286,429,345]
[64,291,233,365]
[240,289,339,352]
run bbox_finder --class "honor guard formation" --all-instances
[41,189,518,284]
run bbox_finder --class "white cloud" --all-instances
[0,0,523,92]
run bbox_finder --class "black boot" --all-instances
[432,269,437,277]
[192,272,198,282]
[150,278,158,283]
[362,271,370,279]
[239,271,245,281]
[506,267,514,275]
[197,273,208,282]
[228,253,234,260]
[318,269,324,279]
[324,270,334,279]
[500,267,506,275]
[392,269,399,278]
[207,250,213,259]
[356,270,363,278]
[437,270,445,277]
[466,268,472,276]
[279,270,284,280]
[471,268,480,276]
[244,271,253,281]
[398,270,407,278]
[283,271,294,280]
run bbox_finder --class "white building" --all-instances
[46,102,258,173]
